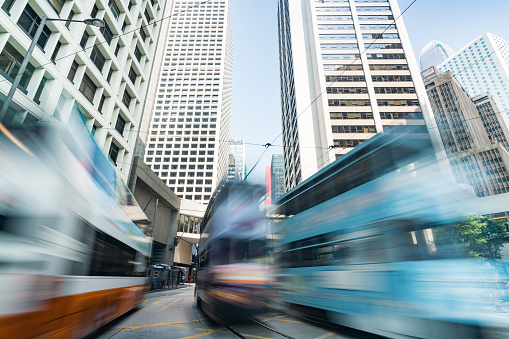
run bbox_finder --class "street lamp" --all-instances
[0,17,106,121]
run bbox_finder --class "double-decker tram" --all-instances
[196,182,271,323]
[272,130,509,338]
[0,119,150,338]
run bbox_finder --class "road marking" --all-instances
[141,299,149,304]
[314,331,338,339]
[260,315,288,321]
[161,297,183,310]
[120,320,201,332]
[151,298,166,305]
[139,307,148,312]
[183,297,196,309]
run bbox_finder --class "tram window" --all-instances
[212,238,230,265]
[249,240,265,259]
[234,241,249,261]
[391,231,421,261]
[89,230,137,276]
[357,236,390,264]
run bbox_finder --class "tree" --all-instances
[433,212,509,260]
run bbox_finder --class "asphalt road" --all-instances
[88,284,363,339]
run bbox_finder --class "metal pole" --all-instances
[0,16,47,122]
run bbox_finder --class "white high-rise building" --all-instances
[142,0,233,203]
[277,0,445,191]
[0,0,169,182]
[228,138,245,181]
[420,40,454,71]
[438,33,509,126]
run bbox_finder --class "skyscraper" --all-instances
[141,0,233,203]
[438,33,509,126]
[423,67,509,196]
[227,153,239,182]
[420,40,454,71]
[0,0,169,181]
[271,154,285,202]
[277,0,444,191]
[229,138,245,181]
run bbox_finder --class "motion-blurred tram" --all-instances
[0,120,150,338]
[272,131,509,338]
[196,182,271,323]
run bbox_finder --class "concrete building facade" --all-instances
[141,0,233,204]
[0,0,170,182]
[423,67,509,197]
[438,33,509,126]
[420,40,454,71]
[229,138,245,181]
[277,0,445,191]
[128,156,180,265]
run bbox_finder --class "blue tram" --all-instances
[272,131,509,338]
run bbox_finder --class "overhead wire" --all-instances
[0,0,214,86]
[243,0,419,178]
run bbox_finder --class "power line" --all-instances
[243,0,419,177]
[0,0,213,86]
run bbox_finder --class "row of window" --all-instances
[322,53,405,60]
[332,125,376,133]
[329,112,423,120]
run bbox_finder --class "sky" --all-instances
[228,0,509,185]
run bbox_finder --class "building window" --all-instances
[128,67,137,84]
[107,68,113,83]
[2,0,15,13]
[67,60,78,82]
[90,46,106,72]
[91,4,99,18]
[79,74,97,102]
[109,142,119,165]
[80,30,89,49]
[115,114,125,135]
[18,4,52,49]
[114,44,120,56]
[144,8,150,22]
[140,28,147,42]
[122,89,132,108]
[98,94,106,113]
[122,21,127,32]
[134,46,142,62]
[0,42,35,90]
[33,76,47,103]
[47,0,65,14]
[108,0,121,20]
[65,10,74,28]
[50,41,61,62]
[100,23,113,45]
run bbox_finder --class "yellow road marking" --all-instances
[161,297,183,310]
[140,299,149,304]
[260,314,288,321]
[138,307,147,312]
[314,331,338,339]
[120,320,201,332]
[151,298,166,305]
[178,329,223,339]
[183,297,196,309]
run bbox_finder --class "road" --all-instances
[89,284,364,339]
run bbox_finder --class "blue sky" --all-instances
[228,0,509,184]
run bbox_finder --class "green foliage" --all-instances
[433,212,509,260]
